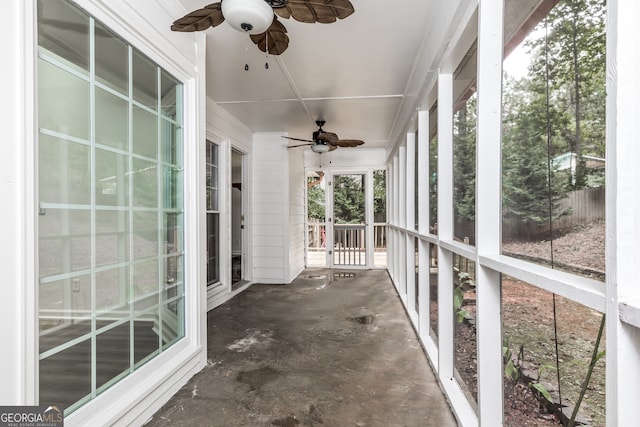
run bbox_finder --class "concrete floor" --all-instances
[145,268,458,427]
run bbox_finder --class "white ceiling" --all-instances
[176,0,438,149]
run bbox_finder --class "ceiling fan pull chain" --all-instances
[265,31,270,70]
[244,43,249,71]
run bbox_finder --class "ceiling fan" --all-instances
[284,120,365,153]
[171,0,355,55]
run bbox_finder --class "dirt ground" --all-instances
[454,221,606,426]
[503,221,605,275]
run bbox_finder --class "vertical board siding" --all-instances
[253,134,288,283]
[252,132,304,284]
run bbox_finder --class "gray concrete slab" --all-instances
[145,268,458,427]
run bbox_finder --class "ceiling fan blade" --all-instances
[277,0,355,23]
[250,18,289,55]
[316,131,339,144]
[287,143,314,148]
[282,136,314,143]
[171,3,224,32]
[328,144,338,151]
[335,139,365,147]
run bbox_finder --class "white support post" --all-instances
[475,0,504,424]
[406,236,415,315]
[195,31,208,366]
[366,170,375,269]
[406,132,416,232]
[437,73,455,382]
[393,155,399,228]
[387,162,393,279]
[418,240,431,344]
[417,110,431,337]
[392,156,400,283]
[398,147,407,299]
[607,1,640,425]
[418,111,429,235]
[399,146,407,230]
[439,69,477,426]
[406,133,416,314]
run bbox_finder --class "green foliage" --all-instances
[531,382,553,403]
[333,174,365,224]
[502,339,556,405]
[308,171,386,224]
[529,363,557,404]
[453,95,476,223]
[453,286,466,324]
[454,272,475,324]
[429,136,438,227]
[502,0,606,225]
[502,338,522,382]
[527,0,607,169]
[373,169,386,221]
[568,313,606,427]
[307,180,325,220]
[502,77,571,226]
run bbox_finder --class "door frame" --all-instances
[231,148,248,287]
[325,169,374,269]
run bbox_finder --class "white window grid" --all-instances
[37,14,185,412]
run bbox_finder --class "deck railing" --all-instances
[307,221,387,251]
[333,224,366,265]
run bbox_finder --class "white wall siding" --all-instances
[206,99,253,152]
[288,146,306,281]
[253,132,291,283]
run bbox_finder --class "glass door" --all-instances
[329,173,367,267]
[231,149,246,288]
[306,170,327,267]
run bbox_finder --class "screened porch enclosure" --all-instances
[387,0,610,425]
[4,0,639,425]
[306,169,387,269]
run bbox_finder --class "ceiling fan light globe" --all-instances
[221,0,273,35]
[311,144,330,153]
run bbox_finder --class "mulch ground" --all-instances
[453,221,606,426]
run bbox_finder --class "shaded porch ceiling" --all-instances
[176,0,440,150]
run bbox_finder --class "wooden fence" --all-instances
[503,187,605,239]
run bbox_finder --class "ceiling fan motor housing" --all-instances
[221,0,273,35]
